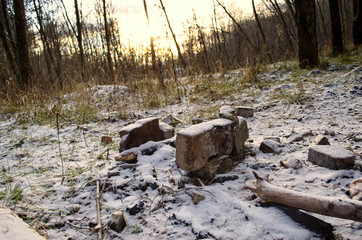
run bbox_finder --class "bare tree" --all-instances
[143,0,157,74]
[14,0,31,88]
[353,0,362,45]
[295,0,319,68]
[0,0,17,79]
[252,0,272,62]
[316,0,329,45]
[215,0,256,50]
[74,0,85,80]
[329,0,343,55]
[159,0,186,69]
[102,0,114,81]
[262,0,296,52]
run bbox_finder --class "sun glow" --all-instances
[63,0,260,55]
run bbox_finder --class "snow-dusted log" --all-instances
[244,171,362,222]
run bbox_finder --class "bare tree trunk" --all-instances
[143,0,157,74]
[316,0,329,46]
[14,0,31,88]
[193,12,211,73]
[329,0,344,55]
[215,0,256,50]
[0,0,17,79]
[262,0,296,52]
[252,0,272,62]
[212,0,230,70]
[102,0,114,81]
[159,0,187,69]
[33,0,58,80]
[1,0,15,51]
[74,0,85,81]
[353,0,362,45]
[295,0,319,68]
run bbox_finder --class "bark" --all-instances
[295,0,319,68]
[0,0,17,78]
[74,0,85,80]
[14,0,31,88]
[102,0,114,81]
[245,171,362,222]
[316,0,329,46]
[353,0,362,45]
[329,0,344,55]
[1,0,15,51]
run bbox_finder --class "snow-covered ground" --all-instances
[0,62,361,239]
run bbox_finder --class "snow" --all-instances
[310,145,355,158]
[178,118,233,137]
[0,62,361,239]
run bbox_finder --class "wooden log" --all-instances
[244,171,362,222]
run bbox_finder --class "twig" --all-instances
[197,178,205,186]
[56,113,65,185]
[35,219,49,240]
[117,163,140,169]
[168,169,175,184]
[82,127,89,147]
[67,221,93,230]
[96,176,103,240]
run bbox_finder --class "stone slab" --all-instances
[119,117,162,152]
[236,106,254,118]
[308,145,355,170]
[176,119,234,172]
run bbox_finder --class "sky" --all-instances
[63,0,263,51]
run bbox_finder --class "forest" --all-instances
[0,0,361,240]
[0,0,360,109]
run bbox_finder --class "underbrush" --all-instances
[1,51,360,126]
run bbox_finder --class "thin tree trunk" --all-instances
[14,0,31,88]
[103,0,114,81]
[215,0,256,50]
[316,0,329,46]
[0,0,17,79]
[143,0,157,74]
[212,0,229,69]
[159,0,187,69]
[274,0,297,41]
[1,0,15,51]
[329,0,344,55]
[193,12,211,73]
[353,0,362,45]
[252,0,272,62]
[263,0,296,52]
[33,0,57,79]
[74,0,85,81]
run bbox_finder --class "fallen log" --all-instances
[244,171,362,222]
